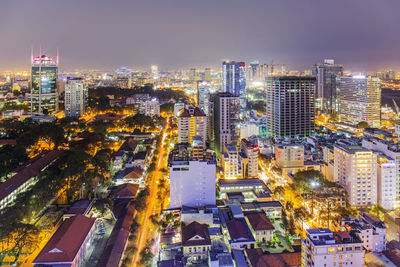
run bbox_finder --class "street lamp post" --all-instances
[310,181,319,216]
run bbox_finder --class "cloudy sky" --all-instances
[0,0,399,71]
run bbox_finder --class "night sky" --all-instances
[1,0,399,71]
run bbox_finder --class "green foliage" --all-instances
[160,102,174,114]
[357,121,369,129]
[0,145,28,179]
[291,170,325,194]
[135,188,150,212]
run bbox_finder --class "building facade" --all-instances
[240,139,259,178]
[28,54,58,115]
[177,106,207,145]
[334,144,378,206]
[65,78,87,118]
[266,76,315,138]
[222,61,247,111]
[222,144,240,179]
[314,59,343,116]
[337,76,381,127]
[169,160,216,209]
[213,92,240,157]
[198,81,210,115]
[301,228,365,267]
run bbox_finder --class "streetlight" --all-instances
[310,181,319,216]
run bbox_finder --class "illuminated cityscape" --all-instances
[1,1,400,267]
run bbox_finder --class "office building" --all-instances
[213,92,240,156]
[266,76,315,138]
[198,81,210,115]
[334,144,377,206]
[314,59,343,115]
[28,54,58,115]
[65,78,87,118]
[301,228,365,267]
[169,160,216,209]
[177,106,207,145]
[222,61,247,111]
[143,98,160,117]
[240,139,259,178]
[337,75,381,127]
[222,144,240,179]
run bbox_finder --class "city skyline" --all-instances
[1,0,400,71]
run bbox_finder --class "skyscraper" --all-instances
[204,68,211,82]
[266,76,315,138]
[189,68,197,82]
[337,75,381,127]
[222,61,247,111]
[151,65,159,80]
[65,78,87,118]
[28,54,58,115]
[213,92,240,156]
[198,81,210,115]
[314,59,343,116]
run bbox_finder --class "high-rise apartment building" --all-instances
[169,160,216,208]
[222,61,247,111]
[266,76,315,138]
[65,78,87,118]
[337,76,381,127]
[28,54,58,115]
[213,92,240,156]
[177,106,207,145]
[198,81,210,115]
[240,139,259,178]
[334,144,377,206]
[301,228,365,267]
[314,59,343,115]
[275,144,304,169]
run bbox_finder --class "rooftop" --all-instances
[33,214,95,264]
[245,248,301,267]
[181,221,211,247]
[246,213,274,231]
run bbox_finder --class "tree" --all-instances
[357,121,369,129]
[135,189,150,212]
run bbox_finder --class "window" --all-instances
[328,248,336,253]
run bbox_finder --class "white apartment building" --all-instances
[301,228,365,267]
[222,144,240,179]
[169,160,216,209]
[143,98,160,117]
[240,139,259,178]
[334,144,378,206]
[342,213,386,253]
[174,102,186,118]
[177,106,207,145]
[377,155,396,210]
[362,137,400,209]
[65,78,86,118]
[275,143,304,168]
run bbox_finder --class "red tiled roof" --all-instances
[118,138,138,152]
[246,213,275,231]
[111,183,139,199]
[246,249,301,267]
[182,221,211,247]
[0,139,16,146]
[226,219,250,241]
[177,107,206,118]
[0,150,61,202]
[33,214,96,264]
[124,167,143,180]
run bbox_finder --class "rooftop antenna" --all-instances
[56,48,59,65]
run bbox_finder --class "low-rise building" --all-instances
[301,228,365,267]
[226,218,255,250]
[182,221,212,264]
[33,214,96,267]
[342,213,386,252]
[222,144,240,179]
[245,213,275,243]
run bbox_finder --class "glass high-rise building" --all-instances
[28,55,58,115]
[266,76,315,138]
[222,61,247,111]
[314,59,343,117]
[337,75,381,127]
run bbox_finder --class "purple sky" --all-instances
[1,0,400,71]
